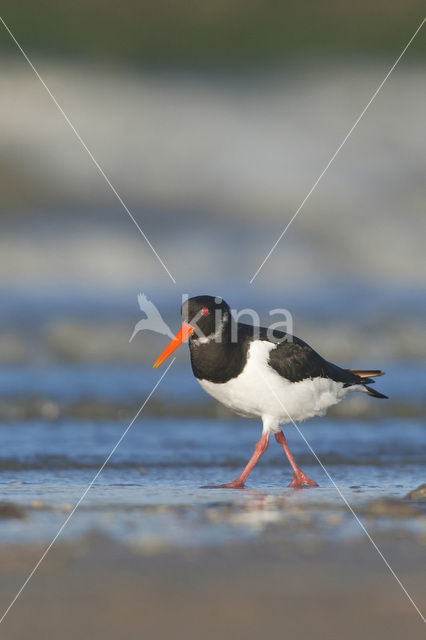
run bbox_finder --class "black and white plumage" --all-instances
[154,295,387,488]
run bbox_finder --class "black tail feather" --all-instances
[364,385,388,399]
[346,368,388,396]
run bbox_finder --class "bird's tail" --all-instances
[349,369,384,379]
[348,369,388,399]
[363,385,388,399]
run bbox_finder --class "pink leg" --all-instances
[275,431,318,488]
[205,432,269,489]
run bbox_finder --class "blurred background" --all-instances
[0,0,425,475]
[1,1,426,372]
[0,4,426,639]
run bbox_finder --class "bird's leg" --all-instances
[275,431,318,488]
[207,432,270,489]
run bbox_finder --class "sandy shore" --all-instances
[0,532,424,640]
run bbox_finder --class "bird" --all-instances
[153,295,387,489]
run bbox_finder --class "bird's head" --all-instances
[153,295,230,368]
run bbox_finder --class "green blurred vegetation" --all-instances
[0,1,425,69]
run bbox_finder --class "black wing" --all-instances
[237,323,387,397]
[267,334,359,384]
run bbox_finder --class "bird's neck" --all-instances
[188,325,246,383]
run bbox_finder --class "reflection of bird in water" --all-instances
[129,294,174,343]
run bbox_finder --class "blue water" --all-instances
[0,277,425,549]
[1,360,426,402]
[0,409,424,547]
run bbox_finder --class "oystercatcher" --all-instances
[153,295,387,488]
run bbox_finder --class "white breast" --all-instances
[197,340,356,431]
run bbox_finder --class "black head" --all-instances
[153,295,232,369]
[181,295,231,341]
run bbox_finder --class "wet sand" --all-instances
[0,532,425,640]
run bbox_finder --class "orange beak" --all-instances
[153,322,194,368]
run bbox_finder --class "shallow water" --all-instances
[0,410,424,547]
[0,289,425,549]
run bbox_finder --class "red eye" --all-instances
[200,307,209,316]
